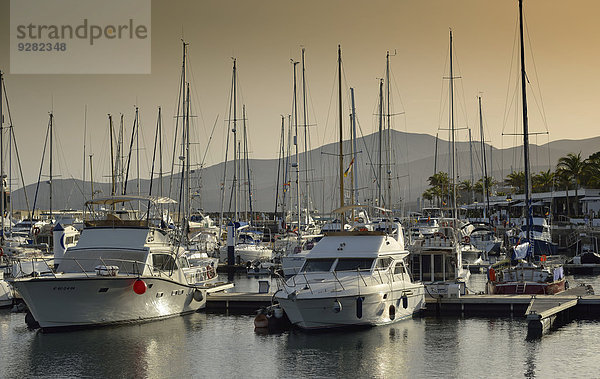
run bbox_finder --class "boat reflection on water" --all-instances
[21,313,208,378]
[279,320,426,378]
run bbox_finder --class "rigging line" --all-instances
[32,117,50,215]
[123,108,138,195]
[436,41,451,132]
[200,115,219,169]
[524,14,549,130]
[168,43,187,201]
[2,81,32,216]
[53,119,85,199]
[501,17,520,133]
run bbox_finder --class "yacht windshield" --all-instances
[302,258,335,272]
[334,258,374,272]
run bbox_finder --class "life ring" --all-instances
[206,265,215,279]
[488,267,496,282]
[32,227,41,236]
[463,236,471,244]
[540,255,547,262]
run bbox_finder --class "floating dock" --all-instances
[206,292,273,311]
[208,284,600,338]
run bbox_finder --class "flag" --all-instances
[344,158,355,177]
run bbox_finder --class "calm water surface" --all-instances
[1,274,599,378]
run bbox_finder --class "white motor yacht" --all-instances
[275,224,425,330]
[409,224,471,297]
[12,196,212,330]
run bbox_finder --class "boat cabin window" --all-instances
[152,253,178,271]
[302,258,335,272]
[334,258,374,272]
[178,256,190,269]
[393,262,405,275]
[375,257,393,270]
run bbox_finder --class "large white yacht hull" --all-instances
[13,275,206,329]
[278,286,424,330]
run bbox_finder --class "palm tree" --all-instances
[557,152,585,216]
[584,152,600,188]
[426,172,451,207]
[532,170,555,193]
[504,171,525,194]
[458,180,473,204]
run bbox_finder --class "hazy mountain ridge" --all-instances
[10,131,600,213]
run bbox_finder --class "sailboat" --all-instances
[409,31,470,297]
[274,46,425,330]
[218,58,273,265]
[487,0,565,295]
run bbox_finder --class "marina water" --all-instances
[1,274,599,378]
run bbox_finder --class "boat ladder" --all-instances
[516,282,527,294]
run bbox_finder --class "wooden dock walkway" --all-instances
[524,285,593,337]
[206,292,274,311]
[205,285,600,338]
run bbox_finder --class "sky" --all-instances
[0,0,599,186]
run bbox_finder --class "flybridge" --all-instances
[15,19,148,45]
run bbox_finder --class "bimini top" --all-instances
[85,195,177,206]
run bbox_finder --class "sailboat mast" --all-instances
[274,116,284,216]
[292,60,301,235]
[109,115,115,197]
[350,88,358,207]
[301,48,310,218]
[449,30,457,219]
[49,112,53,221]
[386,51,392,213]
[0,71,4,242]
[479,95,490,221]
[377,79,384,209]
[185,83,191,230]
[89,154,94,201]
[469,129,474,203]
[232,59,238,222]
[337,45,344,211]
[519,0,532,244]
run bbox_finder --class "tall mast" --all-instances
[377,78,384,209]
[350,87,358,208]
[519,0,532,246]
[89,154,94,201]
[478,95,490,221]
[337,45,344,211]
[232,59,238,221]
[468,128,474,204]
[158,107,163,198]
[169,41,187,201]
[386,51,392,213]
[274,116,284,216]
[82,105,87,202]
[49,112,53,221]
[0,71,4,242]
[449,30,457,219]
[185,83,191,230]
[109,115,115,197]
[301,48,311,218]
[292,60,301,235]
